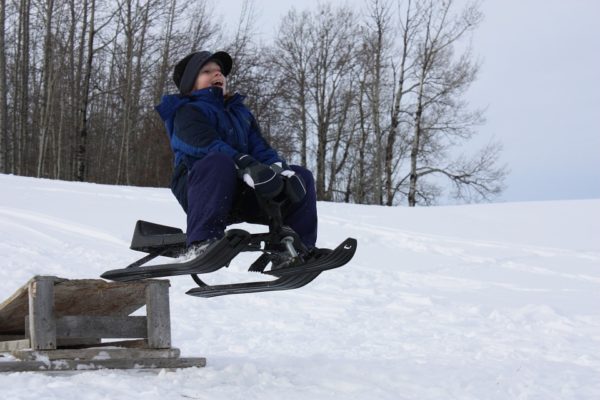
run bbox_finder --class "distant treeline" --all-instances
[0,0,506,206]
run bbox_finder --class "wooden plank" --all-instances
[0,339,30,352]
[57,338,101,348]
[51,280,152,317]
[25,318,102,347]
[0,276,64,335]
[55,316,147,339]
[28,278,56,350]
[146,281,171,349]
[93,339,148,349]
[1,277,169,334]
[0,361,50,372]
[0,335,25,341]
[12,347,181,361]
[0,357,206,372]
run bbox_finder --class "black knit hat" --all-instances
[172,51,233,94]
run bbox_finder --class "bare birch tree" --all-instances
[384,0,419,205]
[405,0,506,206]
[363,0,391,204]
[273,9,314,166]
[354,0,415,205]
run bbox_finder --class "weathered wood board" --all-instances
[0,276,169,335]
[0,357,206,372]
[12,347,181,361]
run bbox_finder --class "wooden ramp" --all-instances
[0,276,205,372]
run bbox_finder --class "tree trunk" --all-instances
[316,125,327,200]
[0,0,7,172]
[327,91,353,200]
[66,0,77,179]
[299,73,308,167]
[385,1,412,206]
[408,71,426,207]
[15,0,31,175]
[153,0,177,103]
[55,104,65,178]
[370,11,384,205]
[116,0,134,185]
[36,0,55,178]
[355,74,369,204]
[75,0,94,182]
[128,0,151,185]
[98,17,121,181]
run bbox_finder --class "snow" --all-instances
[1,173,599,399]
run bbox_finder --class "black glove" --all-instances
[235,154,284,200]
[270,162,307,204]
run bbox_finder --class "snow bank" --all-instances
[1,174,599,399]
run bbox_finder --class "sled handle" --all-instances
[256,195,285,232]
[256,195,308,256]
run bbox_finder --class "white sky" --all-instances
[214,0,600,203]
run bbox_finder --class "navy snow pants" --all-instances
[185,153,318,248]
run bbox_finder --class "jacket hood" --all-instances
[155,94,191,122]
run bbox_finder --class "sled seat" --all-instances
[130,220,187,257]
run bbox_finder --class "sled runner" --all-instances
[101,201,357,298]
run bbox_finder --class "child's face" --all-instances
[193,61,227,92]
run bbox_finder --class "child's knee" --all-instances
[290,165,315,190]
[189,153,237,183]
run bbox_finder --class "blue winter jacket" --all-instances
[155,87,283,211]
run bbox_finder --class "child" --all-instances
[155,51,318,255]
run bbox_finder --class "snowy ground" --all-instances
[0,173,599,399]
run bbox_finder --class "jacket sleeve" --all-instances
[173,104,239,159]
[247,116,284,165]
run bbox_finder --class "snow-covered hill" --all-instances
[1,173,599,399]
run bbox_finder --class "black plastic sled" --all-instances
[101,201,357,298]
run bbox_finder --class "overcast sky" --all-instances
[215,0,600,203]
